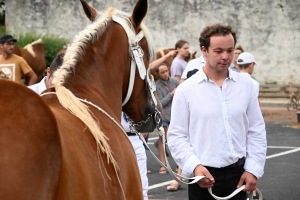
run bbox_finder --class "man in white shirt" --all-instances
[167,24,266,200]
[121,112,149,200]
[28,53,64,94]
[181,54,205,81]
[237,52,260,97]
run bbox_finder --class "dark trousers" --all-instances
[188,165,246,200]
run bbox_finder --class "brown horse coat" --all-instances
[0,81,61,199]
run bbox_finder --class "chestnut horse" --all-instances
[0,0,161,199]
[151,48,197,80]
[13,38,47,84]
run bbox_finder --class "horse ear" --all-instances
[193,51,197,58]
[80,0,99,22]
[131,0,148,28]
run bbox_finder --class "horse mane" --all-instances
[51,6,155,192]
[53,8,154,86]
[157,48,165,57]
[23,38,43,58]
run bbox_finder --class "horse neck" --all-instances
[63,26,130,118]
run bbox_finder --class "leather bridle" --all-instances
[112,15,162,131]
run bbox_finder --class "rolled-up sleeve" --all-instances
[244,88,267,179]
[167,86,201,176]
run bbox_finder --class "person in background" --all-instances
[149,50,177,70]
[237,52,260,98]
[28,53,64,94]
[170,40,190,81]
[237,52,261,200]
[181,54,205,81]
[231,44,244,72]
[155,63,179,176]
[121,112,149,200]
[0,34,37,85]
[168,23,267,200]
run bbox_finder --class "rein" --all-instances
[112,15,160,129]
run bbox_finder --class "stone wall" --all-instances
[6,0,300,84]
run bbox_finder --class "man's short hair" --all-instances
[49,53,64,77]
[199,24,237,51]
[235,44,244,52]
[187,69,199,79]
[237,63,251,70]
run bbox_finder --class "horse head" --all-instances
[53,0,162,135]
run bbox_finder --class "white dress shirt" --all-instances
[168,68,266,179]
[240,72,260,97]
[27,76,47,94]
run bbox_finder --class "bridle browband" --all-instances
[112,15,161,130]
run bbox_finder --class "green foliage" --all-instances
[13,32,69,67]
[0,25,5,35]
[43,36,69,67]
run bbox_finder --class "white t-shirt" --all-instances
[170,57,187,78]
[181,55,205,80]
[240,73,260,97]
[27,76,47,94]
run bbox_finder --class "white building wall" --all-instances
[6,0,300,84]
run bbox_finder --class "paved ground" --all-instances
[145,106,300,200]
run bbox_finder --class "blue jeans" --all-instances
[162,121,170,127]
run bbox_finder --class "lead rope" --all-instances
[135,127,262,200]
[41,92,261,200]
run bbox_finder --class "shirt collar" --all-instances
[195,67,237,84]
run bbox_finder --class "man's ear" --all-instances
[201,46,207,56]
[46,67,51,77]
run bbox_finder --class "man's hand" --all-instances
[142,132,148,139]
[194,165,215,188]
[237,171,257,191]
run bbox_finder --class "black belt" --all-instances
[126,132,136,136]
[221,157,245,169]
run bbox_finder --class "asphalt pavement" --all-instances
[145,122,300,200]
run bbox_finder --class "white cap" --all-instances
[237,52,258,65]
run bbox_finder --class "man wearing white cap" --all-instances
[237,52,260,98]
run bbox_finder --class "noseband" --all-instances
[112,15,162,130]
